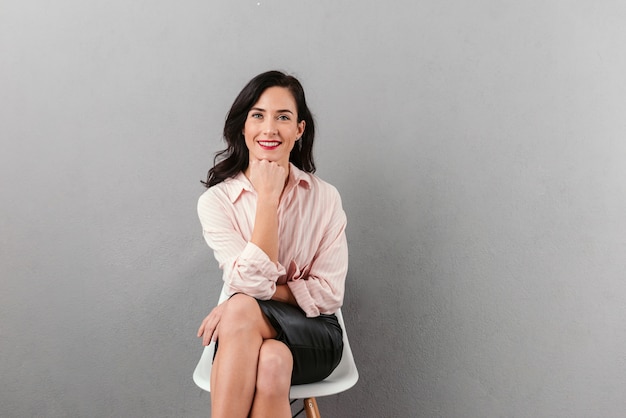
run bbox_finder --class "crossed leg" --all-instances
[210,294,293,418]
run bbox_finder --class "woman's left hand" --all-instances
[197,300,228,346]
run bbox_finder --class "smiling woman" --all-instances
[197,71,348,418]
[202,71,316,188]
[243,86,305,171]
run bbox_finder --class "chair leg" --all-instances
[303,397,320,418]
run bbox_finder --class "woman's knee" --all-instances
[219,294,275,340]
[223,294,262,323]
[223,294,258,317]
[256,340,293,396]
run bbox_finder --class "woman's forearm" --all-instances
[250,196,280,262]
[251,197,298,305]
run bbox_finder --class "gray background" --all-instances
[2,1,625,417]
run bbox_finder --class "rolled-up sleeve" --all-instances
[224,242,286,298]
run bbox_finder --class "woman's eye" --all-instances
[251,113,262,119]
[278,115,290,121]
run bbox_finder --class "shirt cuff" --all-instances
[225,242,286,300]
[239,242,285,278]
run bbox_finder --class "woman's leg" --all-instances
[250,339,293,418]
[210,294,277,418]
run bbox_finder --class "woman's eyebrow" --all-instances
[249,107,294,114]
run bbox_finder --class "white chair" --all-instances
[193,285,359,418]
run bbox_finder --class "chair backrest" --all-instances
[193,285,359,399]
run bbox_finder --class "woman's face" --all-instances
[243,86,305,169]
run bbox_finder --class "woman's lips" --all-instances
[258,140,281,149]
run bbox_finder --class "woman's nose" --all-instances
[263,119,277,135]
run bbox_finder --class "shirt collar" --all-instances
[223,163,311,203]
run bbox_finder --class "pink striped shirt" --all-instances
[197,163,348,317]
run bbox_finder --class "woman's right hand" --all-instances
[197,300,228,346]
[247,159,287,201]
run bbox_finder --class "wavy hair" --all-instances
[202,71,316,188]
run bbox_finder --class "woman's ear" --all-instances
[297,120,306,138]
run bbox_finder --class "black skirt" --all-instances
[256,299,344,385]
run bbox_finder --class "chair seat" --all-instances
[192,286,358,400]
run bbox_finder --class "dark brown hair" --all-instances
[202,71,316,187]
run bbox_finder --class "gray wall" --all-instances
[2,1,625,417]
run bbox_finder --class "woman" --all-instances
[196,71,348,418]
